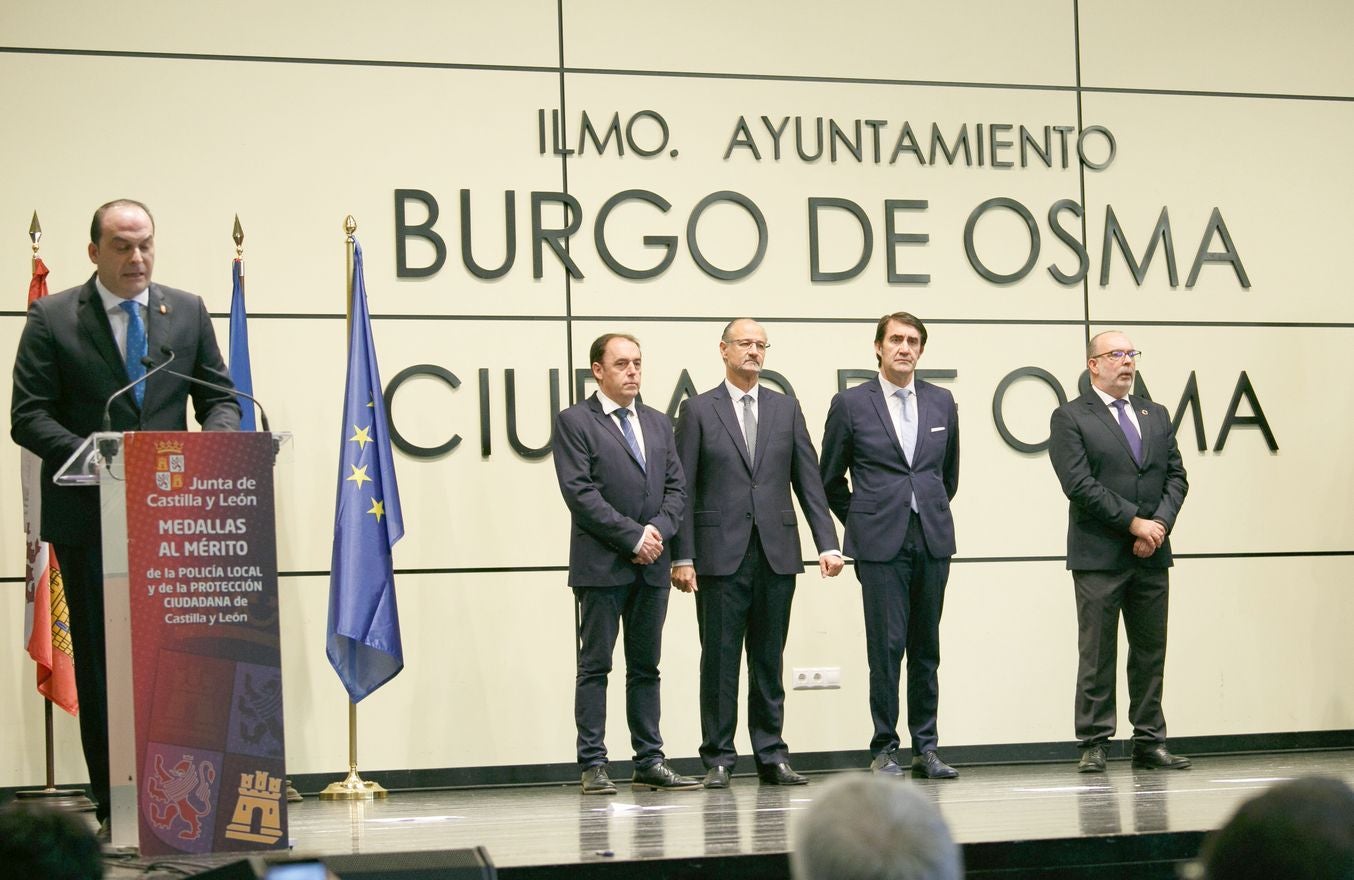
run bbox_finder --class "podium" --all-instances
[56,430,291,855]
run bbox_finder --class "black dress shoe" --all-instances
[870,750,904,776]
[911,751,959,779]
[1131,744,1191,770]
[581,765,617,795]
[1078,744,1107,773]
[702,766,731,789]
[757,762,808,785]
[632,760,702,791]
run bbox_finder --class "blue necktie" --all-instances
[1112,399,1142,464]
[120,300,148,406]
[615,407,645,472]
[894,388,918,512]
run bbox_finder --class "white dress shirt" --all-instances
[94,277,150,360]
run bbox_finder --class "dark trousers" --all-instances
[857,511,949,756]
[695,530,795,769]
[1072,567,1169,747]
[574,580,669,769]
[53,540,109,822]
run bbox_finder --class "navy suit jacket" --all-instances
[820,377,959,561]
[11,276,241,545]
[1048,390,1188,571]
[552,393,686,588]
[672,383,838,577]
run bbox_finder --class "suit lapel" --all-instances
[911,382,929,463]
[590,394,646,473]
[1129,395,1154,467]
[637,404,662,482]
[143,286,172,413]
[146,286,169,368]
[865,381,908,466]
[1086,393,1138,463]
[76,281,126,383]
[710,384,754,473]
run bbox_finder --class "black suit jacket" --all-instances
[820,377,959,561]
[672,383,838,576]
[11,276,241,545]
[552,393,686,588]
[1048,389,1188,570]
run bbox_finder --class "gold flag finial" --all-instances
[29,211,42,254]
[344,215,357,239]
[232,214,244,257]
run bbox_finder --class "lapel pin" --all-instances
[159,303,167,314]
[1140,408,1148,416]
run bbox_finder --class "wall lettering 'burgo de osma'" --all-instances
[377,108,1270,463]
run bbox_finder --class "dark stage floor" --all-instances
[102,749,1354,879]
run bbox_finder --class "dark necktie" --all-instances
[615,407,645,472]
[1112,399,1142,464]
[741,394,757,466]
[120,300,147,406]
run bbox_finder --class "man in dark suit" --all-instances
[10,199,241,825]
[671,318,842,789]
[1049,330,1190,773]
[820,312,960,779]
[552,333,699,795]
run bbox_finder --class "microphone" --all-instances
[100,347,177,433]
[152,346,271,434]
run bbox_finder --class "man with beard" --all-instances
[1048,330,1190,773]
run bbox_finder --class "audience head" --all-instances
[792,774,962,880]
[0,801,103,880]
[1200,775,1354,880]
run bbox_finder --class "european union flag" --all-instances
[326,239,404,702]
[228,258,257,431]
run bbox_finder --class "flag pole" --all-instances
[15,212,95,812]
[320,215,388,801]
[231,214,302,803]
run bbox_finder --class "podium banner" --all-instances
[124,432,287,856]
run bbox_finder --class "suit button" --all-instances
[745,513,753,519]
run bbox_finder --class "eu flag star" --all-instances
[349,424,372,451]
[368,498,385,522]
[346,464,372,488]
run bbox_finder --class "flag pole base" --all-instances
[14,787,97,812]
[318,767,388,801]
[286,778,303,803]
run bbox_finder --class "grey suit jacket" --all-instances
[1048,389,1188,570]
[552,393,686,588]
[820,377,960,562]
[11,276,241,545]
[672,383,838,577]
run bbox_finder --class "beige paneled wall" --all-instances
[2,1,1351,789]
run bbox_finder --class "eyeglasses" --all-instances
[1090,349,1142,362]
[727,339,771,351]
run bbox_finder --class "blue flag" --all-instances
[326,240,404,703]
[228,258,257,431]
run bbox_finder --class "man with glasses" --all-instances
[672,318,842,788]
[1049,331,1190,773]
[820,312,961,779]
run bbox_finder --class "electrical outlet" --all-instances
[791,667,841,690]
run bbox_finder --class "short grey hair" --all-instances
[791,774,962,880]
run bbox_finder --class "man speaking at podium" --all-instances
[11,199,240,828]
